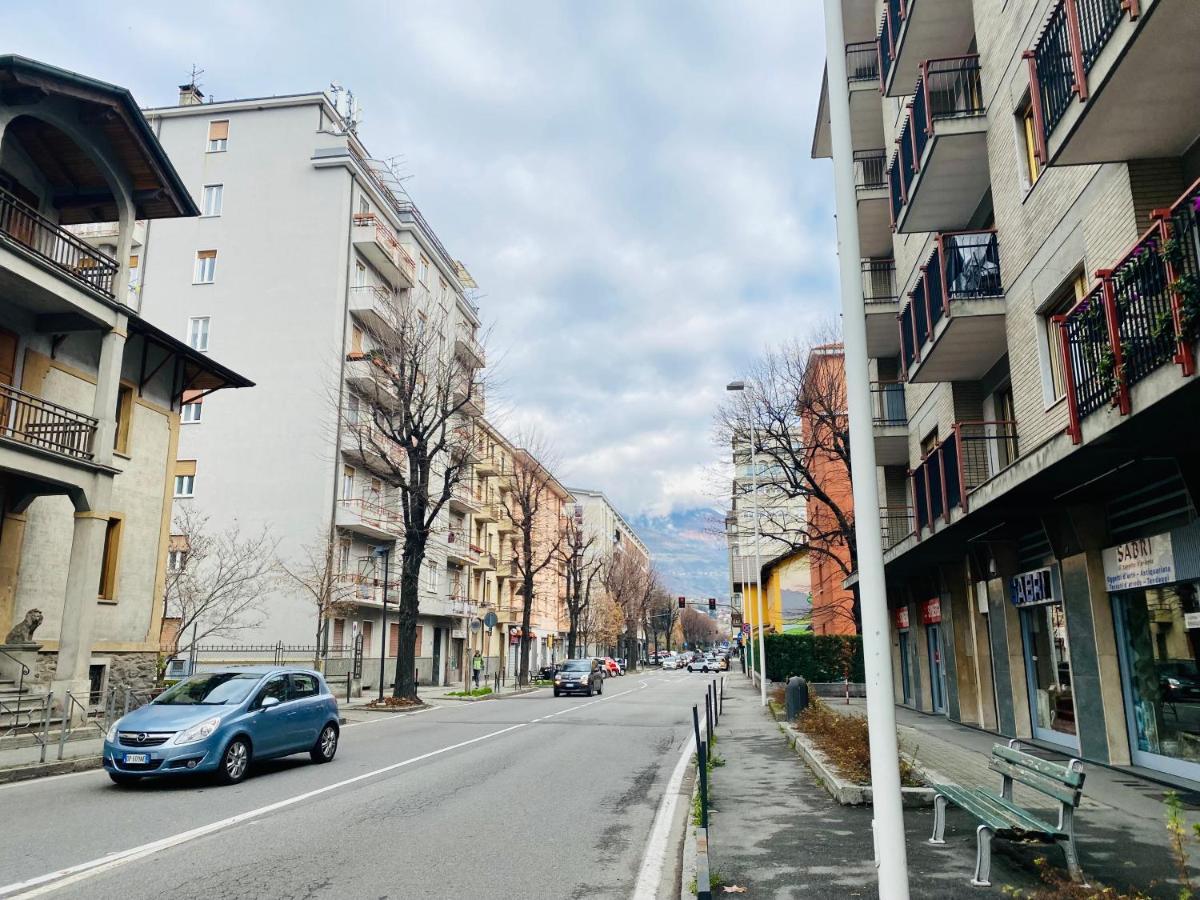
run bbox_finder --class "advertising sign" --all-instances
[1103,534,1176,592]
[895,607,910,630]
[921,598,941,625]
[1009,567,1055,608]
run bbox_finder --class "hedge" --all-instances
[760,633,864,683]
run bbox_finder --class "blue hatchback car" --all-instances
[103,667,340,786]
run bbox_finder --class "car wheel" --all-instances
[310,724,338,764]
[216,737,251,785]
[108,771,139,787]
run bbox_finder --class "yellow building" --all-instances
[738,548,811,638]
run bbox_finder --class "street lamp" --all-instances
[726,379,767,707]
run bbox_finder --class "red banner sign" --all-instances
[895,607,910,630]
[921,598,942,625]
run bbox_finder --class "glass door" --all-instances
[1020,601,1079,749]
[899,631,913,704]
[927,624,947,713]
[1113,583,1200,780]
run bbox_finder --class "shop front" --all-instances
[921,598,947,714]
[896,606,914,706]
[1107,531,1200,780]
[1010,565,1078,751]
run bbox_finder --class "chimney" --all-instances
[178,83,204,106]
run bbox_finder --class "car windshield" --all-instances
[154,672,263,705]
[562,660,591,671]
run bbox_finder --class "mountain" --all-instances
[630,507,729,598]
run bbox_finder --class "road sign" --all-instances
[741,623,751,636]
[483,611,498,629]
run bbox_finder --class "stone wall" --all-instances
[105,652,158,692]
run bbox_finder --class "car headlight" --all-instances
[173,715,223,746]
[1167,677,1182,688]
[105,721,120,743]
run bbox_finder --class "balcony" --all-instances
[342,419,405,474]
[336,573,399,608]
[855,151,893,258]
[880,505,915,550]
[335,497,404,542]
[911,421,1018,535]
[445,532,479,567]
[811,41,885,159]
[344,353,401,410]
[452,381,485,418]
[473,499,499,524]
[350,213,416,288]
[474,446,500,476]
[1028,0,1199,167]
[454,328,485,369]
[870,380,908,465]
[0,189,120,299]
[887,56,989,234]
[898,230,1006,383]
[1058,176,1200,443]
[348,284,397,336]
[863,259,900,356]
[0,383,98,463]
[447,484,482,514]
[877,0,979,97]
[474,549,497,572]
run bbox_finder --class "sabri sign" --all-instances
[1010,568,1055,608]
[1102,534,1176,592]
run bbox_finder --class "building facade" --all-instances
[0,58,249,711]
[138,85,487,688]
[817,0,1200,782]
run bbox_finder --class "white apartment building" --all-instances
[137,84,486,688]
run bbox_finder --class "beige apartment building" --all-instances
[0,57,249,717]
[817,0,1200,783]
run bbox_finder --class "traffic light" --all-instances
[677,596,686,609]
[708,597,717,611]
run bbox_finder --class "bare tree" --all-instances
[344,289,485,700]
[501,438,567,685]
[645,586,678,656]
[581,594,622,656]
[603,550,655,672]
[558,516,603,658]
[161,507,277,677]
[278,531,363,669]
[679,605,721,646]
[715,324,859,631]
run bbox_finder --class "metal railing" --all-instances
[880,506,914,549]
[0,382,98,461]
[0,189,120,297]
[877,0,907,91]
[1077,0,1126,72]
[456,328,486,365]
[337,496,404,533]
[846,41,879,83]
[854,150,887,193]
[870,381,907,426]
[862,259,897,304]
[911,421,1018,532]
[350,283,393,305]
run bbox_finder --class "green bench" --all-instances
[929,739,1085,887]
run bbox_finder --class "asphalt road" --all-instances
[0,670,715,900]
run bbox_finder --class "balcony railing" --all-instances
[880,505,914,550]
[1027,0,1139,156]
[1058,176,1200,442]
[871,380,907,426]
[877,0,907,91]
[351,212,417,281]
[846,41,880,83]
[0,190,120,298]
[337,496,404,534]
[0,383,98,461]
[911,421,1018,532]
[899,230,1003,370]
[854,150,888,194]
[862,259,898,304]
[350,284,393,305]
[887,56,985,227]
[446,532,480,564]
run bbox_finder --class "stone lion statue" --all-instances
[4,609,43,644]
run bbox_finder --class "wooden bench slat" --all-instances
[988,758,1082,807]
[933,785,1063,837]
[992,744,1083,787]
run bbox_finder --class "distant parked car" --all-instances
[614,658,628,675]
[688,655,718,673]
[601,657,621,677]
[554,658,604,697]
[103,667,340,786]
[661,655,681,670]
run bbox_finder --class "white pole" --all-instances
[821,1,910,895]
[748,412,767,706]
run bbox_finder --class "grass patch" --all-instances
[445,686,493,697]
[794,696,922,787]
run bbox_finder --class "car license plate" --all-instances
[123,753,149,765]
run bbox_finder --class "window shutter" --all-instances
[208,120,229,140]
[182,390,204,406]
[175,459,197,477]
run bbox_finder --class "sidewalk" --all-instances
[704,675,1191,898]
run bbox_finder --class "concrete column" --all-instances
[51,507,110,708]
[90,322,127,468]
[0,507,27,636]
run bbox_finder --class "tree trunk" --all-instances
[519,572,534,686]
[567,608,578,658]
[391,540,424,700]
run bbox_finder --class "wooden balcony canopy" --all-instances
[127,315,254,406]
[0,55,199,223]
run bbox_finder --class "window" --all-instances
[291,672,319,698]
[419,255,430,285]
[255,675,289,707]
[1018,98,1041,188]
[1044,272,1088,402]
[350,324,364,356]
[346,393,360,425]
[388,621,399,657]
[338,539,351,574]
[355,262,366,288]
[181,389,203,424]
[113,384,134,454]
[193,251,217,284]
[167,547,188,572]
[174,460,196,498]
[187,316,210,351]
[920,430,939,458]
[128,254,140,300]
[331,619,345,652]
[359,197,370,215]
[206,120,229,152]
[341,464,355,500]
[415,625,423,657]
[97,516,122,600]
[362,620,374,651]
[201,184,223,217]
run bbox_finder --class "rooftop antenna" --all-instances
[187,64,205,90]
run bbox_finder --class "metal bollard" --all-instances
[785,675,810,720]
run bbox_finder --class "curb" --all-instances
[680,761,700,900]
[0,755,101,785]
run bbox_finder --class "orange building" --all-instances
[802,344,857,635]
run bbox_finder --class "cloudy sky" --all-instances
[6,2,839,593]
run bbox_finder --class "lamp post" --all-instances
[726,380,767,706]
[373,545,391,702]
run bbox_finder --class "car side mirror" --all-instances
[260,695,281,710]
